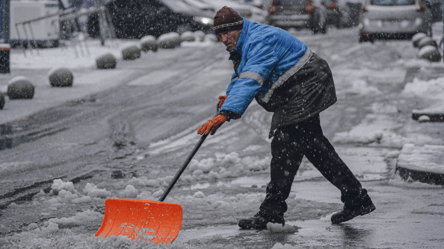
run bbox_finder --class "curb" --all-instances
[396,144,444,185]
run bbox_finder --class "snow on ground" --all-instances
[3,24,444,248]
[11,40,123,69]
[10,32,217,70]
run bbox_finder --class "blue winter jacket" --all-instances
[220,18,307,117]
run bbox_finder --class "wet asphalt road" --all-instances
[1,27,444,248]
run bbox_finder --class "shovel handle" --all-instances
[159,131,210,202]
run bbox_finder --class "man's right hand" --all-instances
[217,95,228,111]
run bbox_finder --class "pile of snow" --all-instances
[11,40,123,69]
[402,76,444,101]
[338,79,381,96]
[48,210,103,228]
[83,183,112,198]
[50,179,75,195]
[128,152,271,191]
[43,179,112,207]
[169,192,265,223]
[121,185,138,198]
[181,152,270,183]
[332,114,406,148]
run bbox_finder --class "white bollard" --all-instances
[418,37,437,49]
[157,32,181,49]
[418,45,442,62]
[7,76,35,100]
[96,53,117,69]
[412,33,427,48]
[48,67,74,87]
[122,44,141,60]
[140,35,158,52]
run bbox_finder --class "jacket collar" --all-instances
[227,18,249,56]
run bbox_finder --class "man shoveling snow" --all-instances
[197,6,376,229]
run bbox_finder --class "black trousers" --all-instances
[259,114,367,215]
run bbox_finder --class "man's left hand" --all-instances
[197,114,227,135]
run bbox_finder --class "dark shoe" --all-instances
[331,196,376,224]
[238,212,284,230]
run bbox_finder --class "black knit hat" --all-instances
[213,6,243,35]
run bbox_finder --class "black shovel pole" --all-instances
[159,132,210,202]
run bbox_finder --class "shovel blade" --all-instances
[95,198,182,244]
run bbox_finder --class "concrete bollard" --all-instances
[7,76,34,100]
[180,31,196,43]
[157,32,181,49]
[418,45,442,62]
[122,44,141,60]
[412,33,427,48]
[417,37,438,50]
[48,67,74,87]
[194,31,205,42]
[205,34,218,43]
[96,53,117,69]
[0,91,4,109]
[140,35,158,52]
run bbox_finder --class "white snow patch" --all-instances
[340,79,381,96]
[48,210,103,227]
[0,161,32,174]
[72,195,92,204]
[157,32,180,43]
[8,76,30,85]
[267,223,297,233]
[402,77,444,100]
[83,183,111,198]
[11,40,123,69]
[193,191,206,198]
[50,179,76,195]
[121,185,138,198]
[418,115,431,122]
[271,243,303,249]
[397,144,444,174]
[332,114,406,148]
[140,35,156,43]
[243,145,263,152]
[181,39,217,48]
[418,45,438,57]
[182,152,270,183]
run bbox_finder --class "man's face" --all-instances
[217,30,242,51]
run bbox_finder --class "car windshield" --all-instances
[275,0,307,6]
[370,0,415,6]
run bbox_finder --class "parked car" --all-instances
[321,0,353,28]
[200,0,254,18]
[345,0,365,26]
[423,0,442,22]
[358,0,433,42]
[105,0,214,39]
[183,0,216,13]
[235,0,269,23]
[265,0,328,34]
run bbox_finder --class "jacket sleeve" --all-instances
[221,40,279,117]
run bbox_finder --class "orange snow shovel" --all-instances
[95,131,211,244]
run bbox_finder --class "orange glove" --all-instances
[217,95,228,111]
[197,114,227,135]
